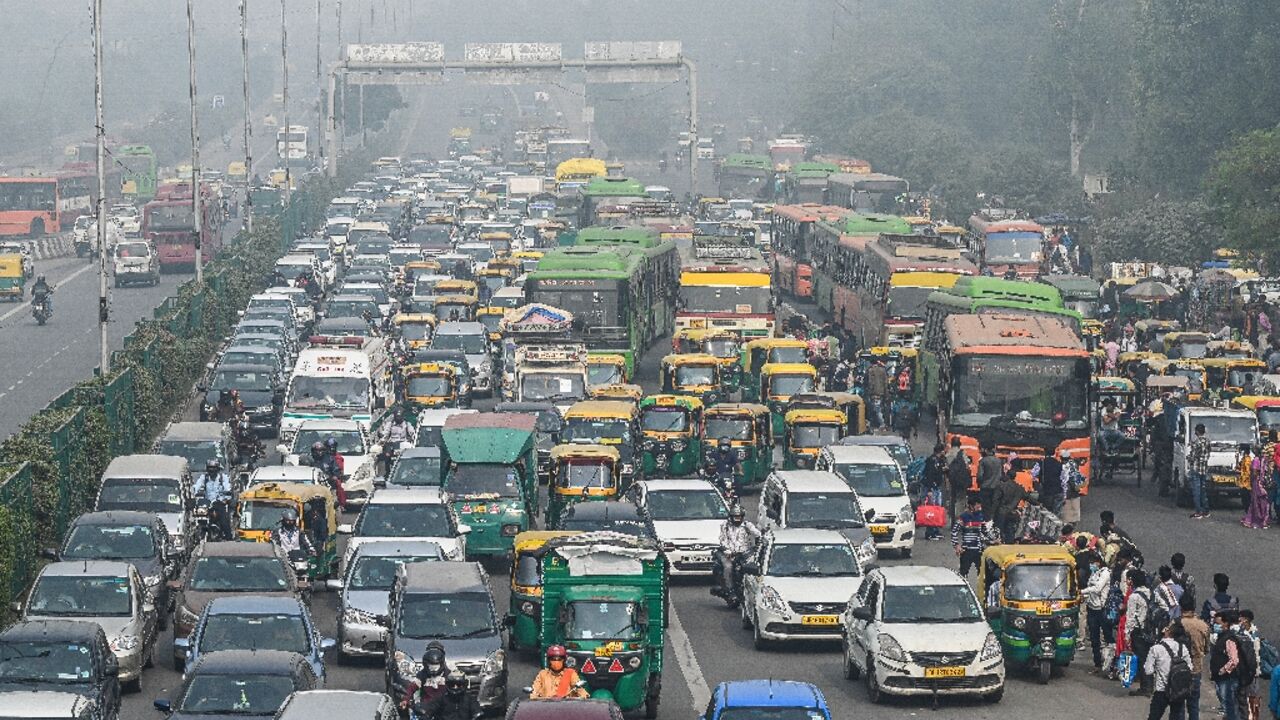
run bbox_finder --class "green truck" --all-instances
[540,533,667,718]
[441,412,539,558]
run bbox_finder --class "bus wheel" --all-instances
[29,219,44,237]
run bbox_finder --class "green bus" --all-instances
[577,176,650,228]
[575,224,663,248]
[118,145,157,202]
[526,240,678,376]
[785,161,839,204]
[716,153,773,200]
[919,277,1084,404]
[810,212,912,316]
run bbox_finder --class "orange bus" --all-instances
[769,203,846,299]
[0,177,58,237]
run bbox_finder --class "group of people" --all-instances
[399,642,588,719]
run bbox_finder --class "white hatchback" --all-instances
[817,445,916,557]
[741,529,863,648]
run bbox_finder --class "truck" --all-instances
[440,413,540,558]
[505,175,547,198]
[499,304,589,408]
[280,334,392,442]
[1171,405,1257,508]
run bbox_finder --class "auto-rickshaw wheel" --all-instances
[644,690,659,719]
[1037,658,1052,684]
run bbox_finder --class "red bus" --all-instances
[55,162,121,229]
[769,203,847,299]
[0,177,58,237]
[967,215,1046,278]
[142,182,223,271]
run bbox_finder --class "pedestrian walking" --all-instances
[1189,423,1212,519]
[1145,622,1194,720]
[1237,610,1262,720]
[976,444,1002,510]
[1201,573,1240,623]
[951,497,991,578]
[1083,552,1115,673]
[1061,449,1084,524]
[866,359,888,429]
[1241,445,1272,529]
[1126,568,1157,696]
[921,444,947,539]
[1170,553,1197,609]
[945,438,970,523]
[1178,594,1211,720]
[1209,609,1247,720]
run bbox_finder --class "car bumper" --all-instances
[756,606,843,642]
[874,657,1005,697]
[869,520,916,551]
[665,546,717,575]
[339,620,387,656]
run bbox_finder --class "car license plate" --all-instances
[801,615,839,626]
[1036,603,1053,616]
[924,666,966,678]
[685,553,711,564]
[870,525,891,536]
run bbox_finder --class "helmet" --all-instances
[729,505,745,523]
[282,508,297,523]
[545,644,567,662]
[444,671,467,695]
[421,644,446,674]
[310,441,325,455]
[205,459,221,472]
[325,436,338,451]
[37,275,46,283]
[719,436,731,448]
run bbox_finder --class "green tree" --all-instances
[1091,199,1219,266]
[1205,124,1280,258]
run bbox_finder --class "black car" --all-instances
[154,650,317,720]
[0,620,120,720]
[55,511,177,629]
[199,362,282,434]
[555,502,656,538]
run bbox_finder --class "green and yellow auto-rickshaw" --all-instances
[673,328,742,392]
[235,482,338,580]
[638,395,704,478]
[1162,331,1211,360]
[1231,395,1280,438]
[476,306,506,343]
[434,294,478,322]
[701,403,772,489]
[0,254,24,302]
[782,408,845,470]
[394,313,438,352]
[560,400,640,489]
[401,362,461,410]
[979,544,1080,684]
[1224,358,1268,400]
[435,278,480,301]
[789,392,867,438]
[1134,319,1180,353]
[440,412,540,558]
[588,383,644,406]
[505,530,580,653]
[540,532,666,718]
[660,353,723,406]
[587,353,630,388]
[545,444,621,528]
[759,362,818,437]
[740,338,810,402]
[1205,339,1256,360]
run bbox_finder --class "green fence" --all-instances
[0,161,368,619]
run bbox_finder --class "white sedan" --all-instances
[740,529,864,648]
[628,479,726,576]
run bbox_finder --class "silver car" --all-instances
[328,541,445,659]
[0,691,97,720]
[21,561,158,692]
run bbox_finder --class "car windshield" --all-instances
[832,462,904,497]
[117,243,149,258]
[674,365,717,386]
[767,347,809,364]
[882,584,983,623]
[0,641,94,684]
[432,332,487,354]
[514,553,541,587]
[645,489,727,521]
[703,417,753,441]
[767,543,860,577]
[564,601,642,640]
[325,299,378,318]
[520,374,585,402]
[286,377,370,411]
[178,674,298,715]
[588,364,623,386]
[199,613,309,654]
[350,555,440,590]
[401,323,433,341]
[291,429,364,455]
[950,356,1089,430]
[237,501,294,531]
[769,374,814,397]
[557,460,615,490]
[389,456,442,486]
[97,479,183,513]
[718,709,825,720]
[641,407,689,433]
[62,524,154,560]
[446,464,521,498]
[212,369,272,392]
[222,352,276,369]
[1196,414,1258,443]
[786,492,864,529]
[189,557,288,592]
[357,504,451,537]
[791,424,840,448]
[407,375,452,398]
[1005,564,1074,601]
[397,593,495,639]
[27,575,132,617]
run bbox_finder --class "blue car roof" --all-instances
[714,680,827,709]
[206,595,303,615]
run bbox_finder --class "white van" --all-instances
[817,445,915,557]
[757,470,877,569]
[281,335,391,441]
[1172,406,1257,508]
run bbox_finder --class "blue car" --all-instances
[702,680,832,720]
[176,596,334,683]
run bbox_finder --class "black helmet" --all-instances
[310,441,325,455]
[325,436,338,451]
[729,505,745,523]
[421,644,446,675]
[445,671,467,695]
[205,459,221,472]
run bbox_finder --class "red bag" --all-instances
[915,504,946,528]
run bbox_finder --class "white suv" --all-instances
[628,478,726,576]
[741,529,863,648]
[841,566,1004,703]
[817,445,915,557]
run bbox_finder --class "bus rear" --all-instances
[144,199,197,271]
[0,178,58,237]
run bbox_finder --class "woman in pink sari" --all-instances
[1242,444,1271,529]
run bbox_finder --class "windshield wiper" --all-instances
[442,628,495,639]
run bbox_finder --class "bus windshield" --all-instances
[679,285,771,314]
[984,231,1042,264]
[0,181,55,211]
[950,356,1088,429]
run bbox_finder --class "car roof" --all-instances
[397,447,441,459]
[436,322,486,334]
[206,595,304,615]
[769,470,851,492]
[103,454,188,477]
[0,691,95,716]
[68,510,159,527]
[416,409,476,423]
[349,540,444,560]
[196,541,283,559]
[820,444,898,465]
[637,478,718,493]
[873,564,969,586]
[161,422,225,441]
[251,466,322,481]
[564,502,645,520]
[37,560,134,578]
[0,620,102,643]
[189,649,307,674]
[212,362,276,373]
[368,486,447,504]
[506,698,620,720]
[839,435,910,448]
[767,528,853,546]
[715,679,826,709]
[294,419,362,431]
[278,691,390,719]
[399,560,486,593]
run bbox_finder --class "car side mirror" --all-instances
[851,606,873,622]
[39,547,59,560]
[153,699,172,714]
[325,579,343,591]
[104,656,119,676]
[864,509,876,523]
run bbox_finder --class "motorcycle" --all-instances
[195,496,232,542]
[31,297,51,325]
[702,460,738,505]
[709,548,751,608]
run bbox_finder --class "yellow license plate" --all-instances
[923,666,966,678]
[870,525,891,535]
[1036,604,1053,616]
[801,615,839,626]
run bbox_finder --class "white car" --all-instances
[280,419,377,507]
[110,204,141,236]
[246,464,326,487]
[741,529,863,648]
[757,471,878,570]
[817,445,916,557]
[338,487,469,571]
[628,479,726,576]
[842,566,1005,703]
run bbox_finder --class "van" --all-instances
[112,241,160,287]
[96,455,194,559]
[816,445,915,557]
[276,691,397,720]
[756,470,877,569]
[1172,406,1257,508]
[281,334,392,440]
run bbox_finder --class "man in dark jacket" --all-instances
[976,444,1003,513]
[989,473,1027,542]
[921,444,947,539]
[946,439,972,523]
[416,672,481,720]
[1038,452,1065,517]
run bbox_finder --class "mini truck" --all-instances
[539,532,666,719]
[513,343,589,408]
[441,412,540,558]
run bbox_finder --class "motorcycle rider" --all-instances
[193,459,233,540]
[714,505,761,602]
[529,645,589,699]
[379,409,416,476]
[272,508,314,560]
[30,275,52,315]
[415,672,480,720]
[400,642,450,711]
[306,441,346,508]
[708,437,738,498]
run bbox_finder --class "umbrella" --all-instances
[1124,281,1178,302]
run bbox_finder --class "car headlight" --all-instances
[736,447,747,459]
[643,439,655,450]
[758,585,790,616]
[394,650,420,677]
[627,655,642,669]
[980,631,1002,661]
[519,601,537,617]
[483,649,506,675]
[1011,615,1028,630]
[877,633,909,663]
[501,524,520,536]
[859,537,876,560]
[897,505,913,524]
[343,607,379,625]
[671,439,687,452]
[110,635,139,652]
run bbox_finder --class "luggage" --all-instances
[915,503,946,528]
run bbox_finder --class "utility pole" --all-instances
[240,0,254,233]
[186,0,203,283]
[281,0,291,205]
[92,0,110,374]
[315,0,324,165]
[337,0,345,155]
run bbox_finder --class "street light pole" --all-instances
[91,0,110,374]
[186,0,203,283]
[315,0,323,165]
[281,0,291,205]
[240,0,254,233]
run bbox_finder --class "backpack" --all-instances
[1163,640,1194,702]
[1259,637,1279,676]
[1237,633,1259,681]
[1137,588,1162,644]
[948,452,971,492]
[1172,572,1197,609]
[1104,581,1124,624]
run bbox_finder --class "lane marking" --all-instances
[667,603,712,713]
[0,262,97,324]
